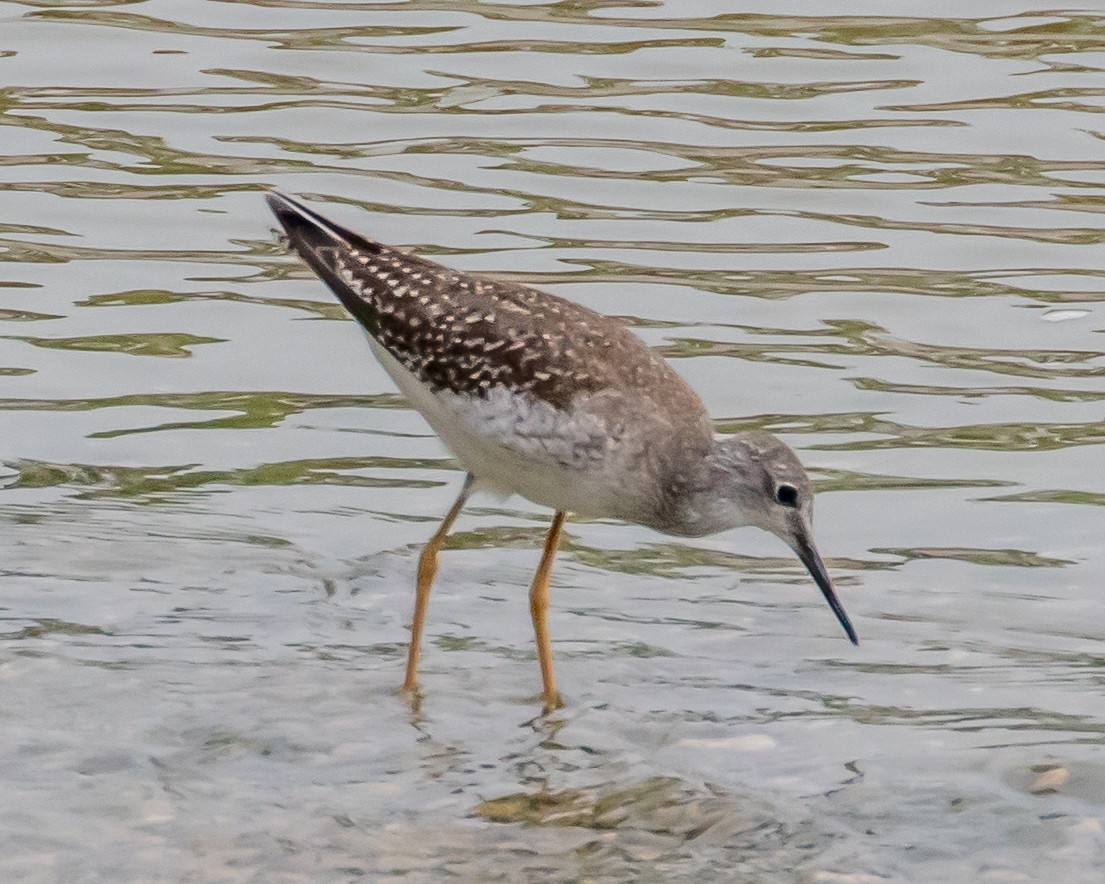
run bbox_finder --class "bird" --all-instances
[266,191,858,710]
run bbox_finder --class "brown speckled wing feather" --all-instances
[268,193,699,413]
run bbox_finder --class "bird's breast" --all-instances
[367,335,659,519]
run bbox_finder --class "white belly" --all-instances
[366,336,646,518]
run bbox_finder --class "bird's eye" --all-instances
[775,484,798,508]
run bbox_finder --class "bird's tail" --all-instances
[266,191,389,335]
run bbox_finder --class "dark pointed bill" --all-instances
[790,531,859,645]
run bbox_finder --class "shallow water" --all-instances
[3,0,1105,880]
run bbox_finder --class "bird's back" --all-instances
[269,193,715,520]
[271,195,689,410]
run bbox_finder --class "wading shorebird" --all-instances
[267,192,858,709]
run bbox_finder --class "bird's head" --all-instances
[701,430,858,645]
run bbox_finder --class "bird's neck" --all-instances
[652,437,751,538]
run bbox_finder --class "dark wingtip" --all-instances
[266,191,326,241]
[264,191,380,257]
[266,191,308,219]
[263,191,385,333]
[266,191,291,220]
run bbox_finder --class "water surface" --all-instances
[3,1,1105,880]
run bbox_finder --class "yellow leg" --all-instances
[403,475,473,693]
[530,511,567,711]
